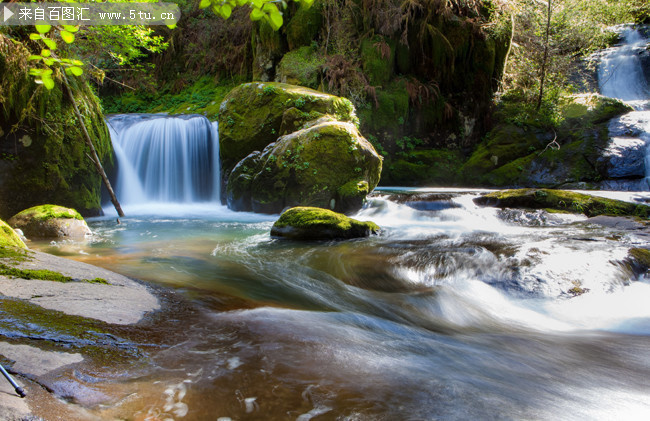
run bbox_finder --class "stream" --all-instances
[30,189,650,420]
[17,23,650,421]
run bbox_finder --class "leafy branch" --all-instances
[199,0,315,30]
[27,24,83,89]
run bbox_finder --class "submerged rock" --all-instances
[8,205,92,239]
[474,189,650,218]
[228,119,382,214]
[271,207,380,240]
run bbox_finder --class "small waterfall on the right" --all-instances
[598,26,650,189]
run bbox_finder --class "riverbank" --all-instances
[0,247,163,419]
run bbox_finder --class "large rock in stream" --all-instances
[8,205,92,239]
[219,82,382,214]
[271,206,380,240]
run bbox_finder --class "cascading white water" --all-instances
[598,26,650,187]
[106,114,220,207]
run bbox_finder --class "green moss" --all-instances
[628,248,650,271]
[11,204,83,222]
[0,263,72,282]
[218,82,359,178]
[381,149,463,186]
[0,34,112,218]
[102,76,240,120]
[271,206,380,240]
[361,36,395,86]
[285,2,324,50]
[484,154,535,186]
[0,220,27,249]
[276,46,325,89]
[358,79,409,135]
[475,189,650,218]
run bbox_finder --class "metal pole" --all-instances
[0,363,26,398]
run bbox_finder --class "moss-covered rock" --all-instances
[218,82,358,194]
[560,94,632,125]
[270,206,380,240]
[0,219,27,250]
[0,35,113,219]
[361,36,395,87]
[227,119,382,214]
[8,205,92,239]
[474,189,650,218]
[628,248,650,273]
[276,45,325,89]
[285,2,324,50]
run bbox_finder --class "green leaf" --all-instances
[69,66,83,76]
[268,6,283,30]
[41,49,51,57]
[60,30,75,44]
[29,33,42,41]
[43,69,53,76]
[44,58,56,66]
[199,0,211,9]
[250,8,265,21]
[35,25,51,34]
[62,25,79,33]
[221,4,232,19]
[42,76,55,90]
[252,0,263,8]
[72,60,84,66]
[166,23,177,29]
[302,0,315,7]
[42,38,57,50]
[236,0,248,6]
[29,69,44,76]
[28,55,42,61]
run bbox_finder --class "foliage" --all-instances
[200,0,315,30]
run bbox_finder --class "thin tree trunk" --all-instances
[536,0,552,110]
[61,73,125,217]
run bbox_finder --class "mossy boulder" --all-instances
[270,206,380,240]
[8,205,92,239]
[560,94,632,125]
[361,36,396,86]
[276,46,325,89]
[218,82,358,196]
[227,119,382,214]
[0,35,113,219]
[0,219,27,249]
[474,189,650,218]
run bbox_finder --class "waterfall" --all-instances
[107,114,220,206]
[597,26,650,188]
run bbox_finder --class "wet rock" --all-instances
[8,205,91,239]
[474,188,650,218]
[271,207,380,240]
[599,137,646,178]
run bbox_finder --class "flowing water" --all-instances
[21,31,650,420]
[598,26,650,187]
[31,188,650,420]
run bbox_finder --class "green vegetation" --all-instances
[271,206,379,240]
[474,189,650,218]
[629,248,650,271]
[0,263,72,283]
[11,204,83,222]
[0,220,27,250]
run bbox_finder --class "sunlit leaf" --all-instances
[29,68,44,76]
[35,25,51,34]
[28,55,42,61]
[29,33,42,41]
[42,76,55,90]
[199,0,211,9]
[62,25,79,33]
[250,8,264,21]
[268,6,283,30]
[221,4,232,19]
[252,0,263,9]
[60,30,75,44]
[69,66,84,76]
[44,58,56,66]
[72,60,84,66]
[42,38,57,50]
[41,49,51,57]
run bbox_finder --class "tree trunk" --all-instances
[536,0,552,110]
[61,73,125,217]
